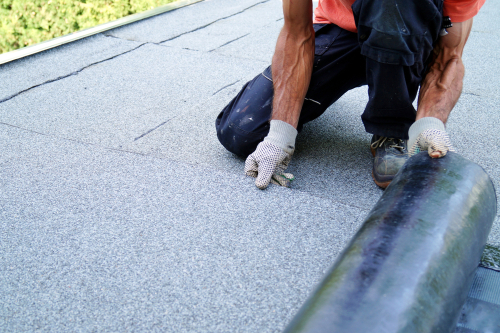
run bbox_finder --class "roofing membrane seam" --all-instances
[0,43,147,104]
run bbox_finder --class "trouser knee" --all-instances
[215,72,273,157]
[215,121,265,157]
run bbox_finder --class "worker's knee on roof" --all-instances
[216,116,267,157]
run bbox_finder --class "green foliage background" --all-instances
[0,0,177,54]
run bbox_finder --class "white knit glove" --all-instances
[244,120,297,189]
[408,117,455,158]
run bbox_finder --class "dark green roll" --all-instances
[285,152,497,333]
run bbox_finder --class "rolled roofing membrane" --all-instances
[285,152,497,333]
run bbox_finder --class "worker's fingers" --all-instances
[244,141,294,189]
[270,172,295,187]
[255,164,274,189]
[428,147,446,159]
[244,155,259,178]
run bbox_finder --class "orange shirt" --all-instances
[314,0,486,32]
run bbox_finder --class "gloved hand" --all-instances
[408,117,455,158]
[244,120,297,189]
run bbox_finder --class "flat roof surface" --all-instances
[1,0,499,331]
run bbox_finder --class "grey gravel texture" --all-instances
[0,0,499,331]
[461,31,500,98]
[0,125,364,332]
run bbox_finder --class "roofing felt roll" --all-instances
[284,152,497,333]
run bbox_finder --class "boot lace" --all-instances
[371,137,405,152]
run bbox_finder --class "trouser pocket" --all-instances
[352,0,443,66]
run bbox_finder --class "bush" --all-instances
[0,0,177,54]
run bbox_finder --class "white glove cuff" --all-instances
[408,117,445,151]
[264,120,297,155]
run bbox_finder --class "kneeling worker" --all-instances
[216,0,484,189]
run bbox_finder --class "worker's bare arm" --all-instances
[271,0,315,129]
[416,19,473,124]
[412,19,473,158]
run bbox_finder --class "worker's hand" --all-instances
[408,117,455,158]
[244,120,297,189]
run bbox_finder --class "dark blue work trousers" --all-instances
[216,0,443,157]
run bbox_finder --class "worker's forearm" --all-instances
[271,3,314,129]
[416,19,473,123]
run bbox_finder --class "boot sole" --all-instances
[372,171,391,189]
